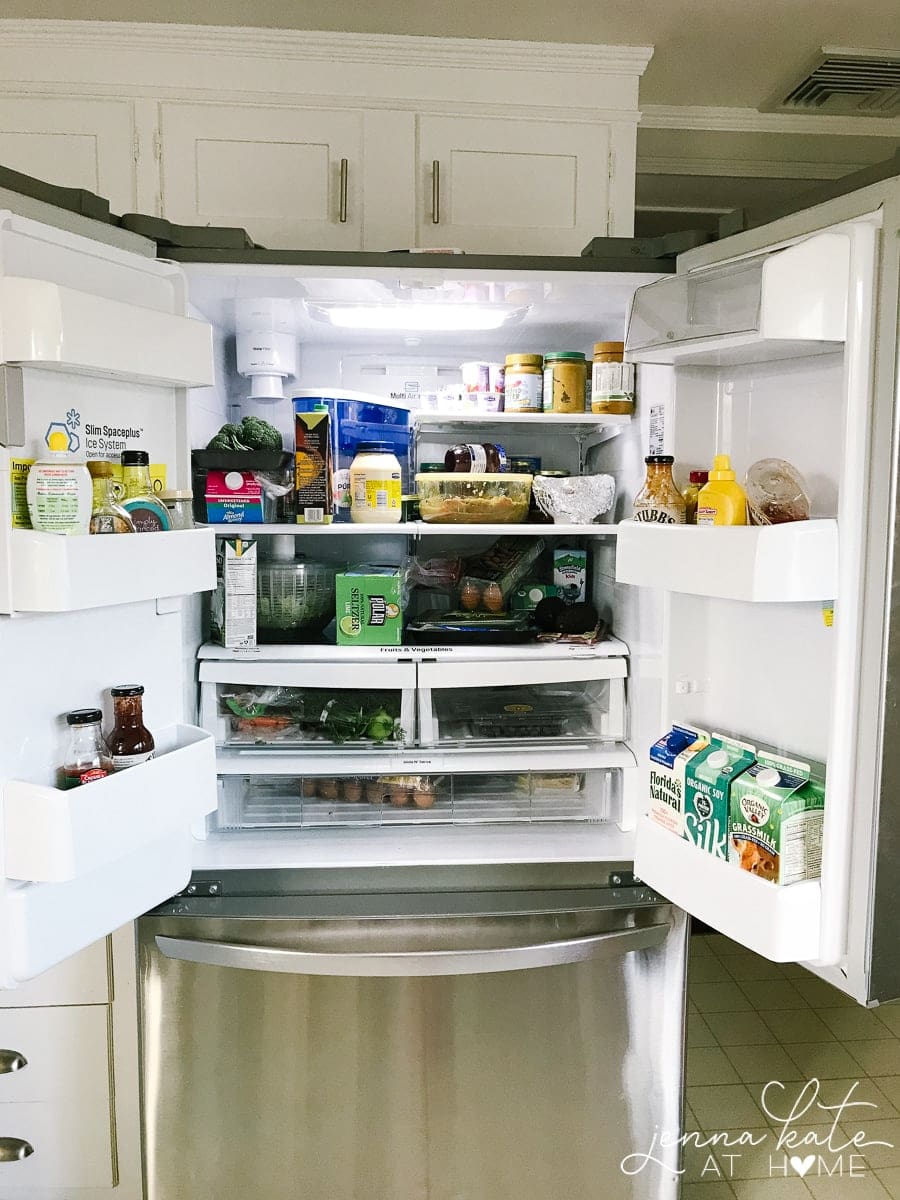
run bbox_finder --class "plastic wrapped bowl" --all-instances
[531,473,616,524]
[415,472,532,524]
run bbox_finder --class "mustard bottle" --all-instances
[697,455,747,526]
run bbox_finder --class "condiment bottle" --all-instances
[26,430,92,535]
[87,460,135,534]
[632,455,686,524]
[444,443,507,472]
[543,352,587,414]
[121,451,172,532]
[591,342,635,416]
[697,455,747,526]
[504,354,543,412]
[681,470,709,525]
[159,489,195,530]
[108,685,155,771]
[60,708,112,789]
[349,442,402,524]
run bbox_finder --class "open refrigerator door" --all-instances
[621,176,900,1005]
[0,207,219,987]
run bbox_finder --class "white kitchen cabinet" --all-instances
[0,96,136,215]
[158,102,364,249]
[0,940,108,1009]
[415,115,612,255]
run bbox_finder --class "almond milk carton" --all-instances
[683,734,756,860]
[729,752,825,885]
[648,724,709,837]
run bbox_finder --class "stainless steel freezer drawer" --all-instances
[138,885,687,1200]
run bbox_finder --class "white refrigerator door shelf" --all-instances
[3,725,216,883]
[635,816,821,962]
[9,527,216,613]
[0,276,214,387]
[615,519,838,602]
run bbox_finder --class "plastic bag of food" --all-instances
[745,459,810,525]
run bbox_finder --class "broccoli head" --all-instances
[239,415,283,452]
[206,422,250,451]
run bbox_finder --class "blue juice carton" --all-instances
[648,724,710,837]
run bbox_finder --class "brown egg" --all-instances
[482,582,504,613]
[304,778,319,798]
[459,580,482,611]
[366,779,386,804]
[342,779,363,803]
[413,785,436,809]
[390,787,411,807]
[319,778,339,801]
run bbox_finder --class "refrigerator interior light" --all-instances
[307,302,529,332]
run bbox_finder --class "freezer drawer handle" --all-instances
[0,1051,26,1075]
[339,158,349,224]
[431,160,440,224]
[155,923,669,978]
[0,1138,33,1163]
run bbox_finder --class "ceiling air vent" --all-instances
[763,48,900,117]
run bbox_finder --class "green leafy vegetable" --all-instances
[239,415,283,452]
[207,422,250,451]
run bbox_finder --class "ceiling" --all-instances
[5,0,900,108]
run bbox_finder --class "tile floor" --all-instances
[684,933,900,1199]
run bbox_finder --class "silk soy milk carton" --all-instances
[683,734,756,859]
[649,725,709,836]
[729,752,825,885]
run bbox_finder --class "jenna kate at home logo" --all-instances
[620,1079,895,1182]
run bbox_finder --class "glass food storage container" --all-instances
[415,472,532,524]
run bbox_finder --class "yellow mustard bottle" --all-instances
[696,455,747,526]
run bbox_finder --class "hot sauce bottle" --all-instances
[108,685,155,771]
[61,709,112,788]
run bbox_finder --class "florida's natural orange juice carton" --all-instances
[648,724,710,836]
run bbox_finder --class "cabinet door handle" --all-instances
[339,158,349,224]
[0,1051,26,1074]
[0,1138,33,1163]
[431,160,440,224]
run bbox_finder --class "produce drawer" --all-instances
[419,673,626,748]
[199,661,416,752]
[213,769,619,829]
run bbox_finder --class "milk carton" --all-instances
[683,734,756,859]
[648,724,709,836]
[729,752,825,885]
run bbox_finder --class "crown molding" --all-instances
[640,103,900,137]
[0,20,654,77]
[638,155,864,180]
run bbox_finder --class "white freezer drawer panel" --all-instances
[635,816,821,962]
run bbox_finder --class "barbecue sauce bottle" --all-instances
[108,685,155,771]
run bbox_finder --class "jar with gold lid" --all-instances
[504,354,543,412]
[591,341,634,416]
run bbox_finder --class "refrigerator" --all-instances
[0,166,898,1194]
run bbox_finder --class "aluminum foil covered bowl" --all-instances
[531,473,616,524]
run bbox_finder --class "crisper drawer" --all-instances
[418,658,626,748]
[214,769,619,829]
[199,661,416,753]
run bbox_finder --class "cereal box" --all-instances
[648,724,710,837]
[729,752,825,885]
[683,734,756,859]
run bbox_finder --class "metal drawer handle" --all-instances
[0,1051,26,1075]
[339,158,349,224]
[0,1138,33,1163]
[431,160,440,224]
[157,923,669,978]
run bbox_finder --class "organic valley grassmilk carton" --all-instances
[729,752,825,885]
[683,734,756,859]
[648,725,709,836]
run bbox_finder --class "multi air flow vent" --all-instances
[764,48,900,117]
